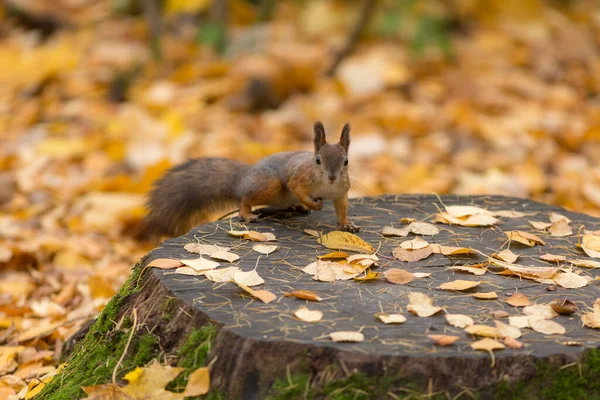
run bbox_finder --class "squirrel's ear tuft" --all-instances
[339,123,350,152]
[313,121,326,152]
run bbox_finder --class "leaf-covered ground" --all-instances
[1,0,600,397]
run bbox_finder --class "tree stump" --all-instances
[44,195,600,399]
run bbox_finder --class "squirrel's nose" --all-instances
[328,174,336,183]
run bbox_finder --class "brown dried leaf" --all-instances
[438,280,480,291]
[384,269,415,285]
[492,311,510,319]
[428,334,460,346]
[503,337,524,349]
[540,253,566,262]
[392,246,433,262]
[550,299,577,315]
[147,258,183,270]
[472,292,498,300]
[505,231,545,246]
[244,231,268,242]
[506,293,532,307]
[284,290,322,301]
[318,251,350,260]
[318,231,374,253]
[236,282,276,304]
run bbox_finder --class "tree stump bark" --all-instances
[43,195,600,399]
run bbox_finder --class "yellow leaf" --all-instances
[439,280,480,291]
[400,237,429,250]
[182,367,210,397]
[505,230,545,246]
[382,226,410,237]
[376,314,407,324]
[470,338,505,352]
[445,205,493,217]
[353,269,380,281]
[329,331,364,342]
[465,325,499,338]
[235,282,276,304]
[318,251,350,259]
[120,360,184,400]
[318,231,374,253]
[447,265,487,276]
[472,291,498,299]
[123,367,144,382]
[493,249,519,263]
[283,290,322,301]
[407,292,442,317]
[528,220,553,230]
[428,334,460,346]
[252,244,278,255]
[540,253,566,262]
[548,220,572,237]
[494,321,521,339]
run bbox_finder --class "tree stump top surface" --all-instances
[148,194,600,360]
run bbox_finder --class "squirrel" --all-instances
[143,122,359,237]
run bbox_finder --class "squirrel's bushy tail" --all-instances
[143,158,247,237]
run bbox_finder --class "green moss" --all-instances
[39,262,153,400]
[162,296,177,322]
[167,324,217,393]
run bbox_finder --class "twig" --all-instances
[326,0,380,76]
[112,307,138,385]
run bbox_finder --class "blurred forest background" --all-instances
[1,0,600,397]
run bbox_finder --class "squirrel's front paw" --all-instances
[239,213,259,223]
[312,198,323,211]
[291,205,311,214]
[338,222,360,233]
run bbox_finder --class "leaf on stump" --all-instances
[318,231,374,253]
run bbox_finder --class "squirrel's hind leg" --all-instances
[238,174,286,222]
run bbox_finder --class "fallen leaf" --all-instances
[432,245,473,256]
[470,338,505,351]
[445,205,493,217]
[262,233,277,241]
[179,258,220,272]
[523,304,558,319]
[439,280,480,291]
[503,337,524,349]
[147,258,183,269]
[319,251,350,259]
[235,282,276,303]
[571,259,600,268]
[529,220,553,230]
[400,237,429,250]
[445,314,474,328]
[329,331,364,342]
[529,319,565,335]
[413,272,432,278]
[548,220,573,237]
[491,311,510,319]
[204,267,240,282]
[227,230,249,237]
[347,254,379,263]
[382,226,410,237]
[505,231,545,246]
[284,290,322,301]
[407,292,442,317]
[304,229,319,237]
[491,259,559,280]
[233,270,265,286]
[392,246,433,262]
[244,231,268,242]
[184,243,230,256]
[409,222,439,236]
[509,316,532,329]
[553,272,589,289]
[294,306,323,322]
[494,320,522,338]
[447,265,487,276]
[353,269,380,281]
[384,269,415,284]
[252,244,279,255]
[428,334,460,346]
[493,249,519,263]
[506,293,532,307]
[210,250,240,263]
[540,253,566,262]
[465,325,499,338]
[173,266,206,276]
[182,367,210,397]
[550,299,577,315]
[549,213,571,224]
[472,292,498,300]
[120,360,184,400]
[376,314,407,324]
[318,231,374,253]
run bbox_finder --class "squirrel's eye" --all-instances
[344,158,348,166]
[316,156,321,165]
